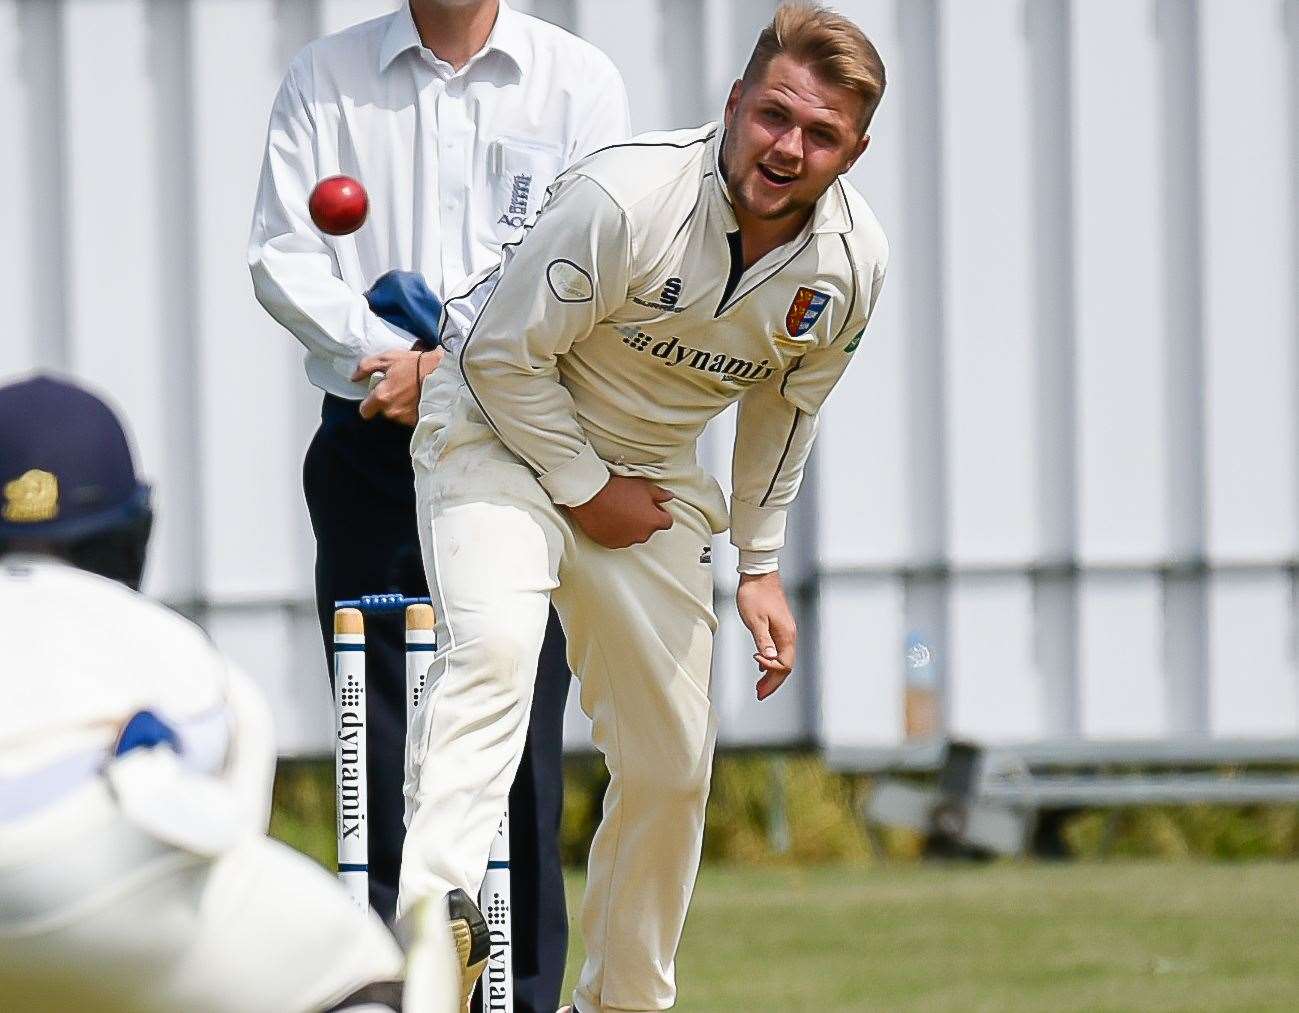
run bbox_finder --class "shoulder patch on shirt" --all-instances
[547,259,594,303]
[785,287,832,337]
[844,327,865,353]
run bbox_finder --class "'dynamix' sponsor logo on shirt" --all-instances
[616,326,776,386]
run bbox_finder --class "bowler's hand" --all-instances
[568,476,674,549]
[736,571,796,700]
[353,347,443,426]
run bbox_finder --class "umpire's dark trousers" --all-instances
[305,393,570,1012]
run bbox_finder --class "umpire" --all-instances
[248,2,628,1009]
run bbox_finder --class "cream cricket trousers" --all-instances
[402,394,722,1012]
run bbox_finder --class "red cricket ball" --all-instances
[309,175,369,236]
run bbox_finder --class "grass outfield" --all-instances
[560,863,1299,1011]
[268,767,1299,1009]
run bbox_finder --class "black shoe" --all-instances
[446,888,489,1010]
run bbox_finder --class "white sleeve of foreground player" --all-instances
[0,767,406,1013]
[730,261,888,574]
[171,833,409,1013]
[219,661,278,833]
[457,174,633,507]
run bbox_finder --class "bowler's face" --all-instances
[722,54,869,224]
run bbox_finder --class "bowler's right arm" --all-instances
[457,175,633,508]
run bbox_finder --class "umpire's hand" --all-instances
[353,347,444,426]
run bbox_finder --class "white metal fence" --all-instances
[3,0,1295,759]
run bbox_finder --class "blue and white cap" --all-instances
[0,375,151,542]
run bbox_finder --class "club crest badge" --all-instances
[3,469,59,523]
[785,287,831,337]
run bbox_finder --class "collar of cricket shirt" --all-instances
[812,177,853,235]
[379,1,528,79]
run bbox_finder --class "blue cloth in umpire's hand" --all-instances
[365,270,443,349]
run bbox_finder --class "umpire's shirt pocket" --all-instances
[485,135,563,242]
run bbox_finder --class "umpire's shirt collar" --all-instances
[379,1,528,79]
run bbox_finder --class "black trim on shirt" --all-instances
[671,174,710,246]
[715,232,816,319]
[438,220,536,337]
[760,407,803,507]
[778,353,807,400]
[456,227,551,478]
[581,131,715,163]
[835,177,856,232]
[835,233,860,343]
[716,230,745,314]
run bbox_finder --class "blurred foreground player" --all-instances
[403,4,888,1009]
[0,375,458,1013]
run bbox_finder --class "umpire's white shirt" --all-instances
[249,0,630,399]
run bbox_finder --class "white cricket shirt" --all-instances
[0,556,275,834]
[432,125,888,573]
[248,1,630,399]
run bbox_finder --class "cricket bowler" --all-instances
[0,375,459,1013]
[401,4,888,1010]
[249,7,629,1004]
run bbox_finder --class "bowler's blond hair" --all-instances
[742,2,885,131]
